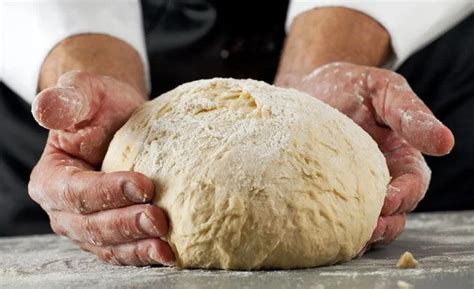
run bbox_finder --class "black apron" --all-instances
[0,1,472,235]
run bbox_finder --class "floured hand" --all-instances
[276,62,455,246]
[29,71,175,266]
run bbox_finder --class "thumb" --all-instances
[32,86,98,131]
[368,70,455,156]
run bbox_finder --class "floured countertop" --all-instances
[1,211,473,289]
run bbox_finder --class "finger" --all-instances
[29,152,155,214]
[80,238,175,266]
[32,88,82,130]
[32,73,100,130]
[50,204,168,246]
[383,173,428,216]
[368,70,455,156]
[50,124,112,166]
[378,134,431,215]
[43,71,142,165]
[369,214,406,245]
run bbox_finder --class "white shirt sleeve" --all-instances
[0,0,150,104]
[286,0,473,69]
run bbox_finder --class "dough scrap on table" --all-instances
[397,280,414,288]
[397,251,419,269]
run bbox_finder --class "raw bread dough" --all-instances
[397,280,414,288]
[102,78,389,270]
[397,251,419,269]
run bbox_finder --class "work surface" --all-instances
[1,211,473,289]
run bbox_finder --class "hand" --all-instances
[29,71,175,266]
[276,62,455,247]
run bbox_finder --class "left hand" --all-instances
[29,71,175,266]
[276,62,455,247]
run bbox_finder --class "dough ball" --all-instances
[102,78,389,270]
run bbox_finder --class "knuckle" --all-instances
[418,157,432,183]
[27,172,40,201]
[77,243,92,253]
[133,244,150,265]
[49,217,65,236]
[391,72,407,83]
[410,158,430,198]
[27,180,44,206]
[99,246,122,265]
[115,215,138,241]
[82,217,105,246]
[96,182,118,210]
[63,182,88,214]
[392,221,405,239]
[27,166,49,206]
[59,70,89,86]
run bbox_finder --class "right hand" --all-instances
[276,62,455,247]
[29,71,175,266]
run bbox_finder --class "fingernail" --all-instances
[148,246,176,266]
[139,212,161,236]
[124,182,148,203]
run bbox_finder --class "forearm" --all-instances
[39,34,147,97]
[275,7,391,85]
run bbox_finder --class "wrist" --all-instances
[276,7,391,82]
[39,34,147,97]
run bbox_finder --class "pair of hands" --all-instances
[29,63,454,266]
